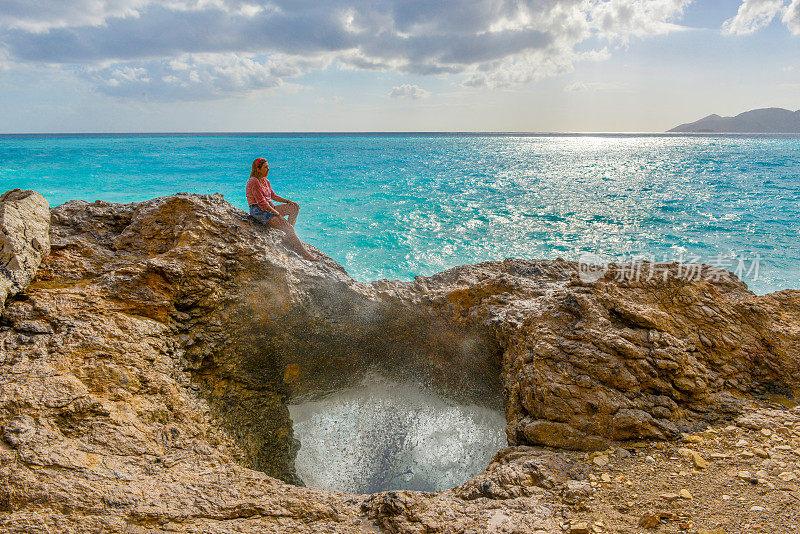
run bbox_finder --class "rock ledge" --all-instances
[0,192,798,533]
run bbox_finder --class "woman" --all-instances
[246,157,317,261]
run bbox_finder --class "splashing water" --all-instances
[288,373,506,494]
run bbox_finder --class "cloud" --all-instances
[0,47,11,71]
[723,0,800,35]
[0,0,147,32]
[314,95,343,104]
[784,0,800,34]
[0,0,695,100]
[83,52,312,100]
[722,0,784,34]
[388,83,429,99]
[591,0,692,41]
[564,81,630,92]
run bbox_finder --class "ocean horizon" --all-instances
[3,133,798,295]
[4,132,800,138]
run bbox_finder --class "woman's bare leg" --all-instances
[275,203,299,227]
[267,216,317,261]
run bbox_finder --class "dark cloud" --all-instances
[0,0,144,31]
[0,0,692,100]
[3,3,551,66]
[4,5,357,62]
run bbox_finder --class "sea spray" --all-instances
[288,372,506,494]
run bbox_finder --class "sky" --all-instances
[0,0,799,133]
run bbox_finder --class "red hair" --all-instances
[250,158,267,177]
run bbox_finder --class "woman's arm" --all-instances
[272,194,297,205]
[258,194,281,216]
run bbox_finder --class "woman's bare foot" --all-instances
[267,217,319,261]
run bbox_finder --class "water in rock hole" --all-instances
[288,373,507,494]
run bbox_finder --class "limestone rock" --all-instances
[561,480,595,505]
[397,261,800,450]
[452,446,582,500]
[691,451,709,470]
[0,192,798,532]
[0,189,50,307]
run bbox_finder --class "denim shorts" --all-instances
[250,204,277,224]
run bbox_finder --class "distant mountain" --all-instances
[669,107,800,133]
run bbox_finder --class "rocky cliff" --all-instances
[1,191,798,533]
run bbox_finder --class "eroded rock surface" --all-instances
[382,259,800,450]
[0,189,50,307]
[0,192,797,533]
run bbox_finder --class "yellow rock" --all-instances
[639,512,659,528]
[679,489,693,499]
[691,451,708,469]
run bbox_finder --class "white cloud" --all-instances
[388,84,429,99]
[0,0,695,99]
[103,65,150,86]
[314,95,343,104]
[564,81,630,92]
[722,0,800,35]
[591,0,692,42]
[86,53,290,100]
[462,46,612,89]
[722,0,784,34]
[0,47,11,71]
[783,0,800,34]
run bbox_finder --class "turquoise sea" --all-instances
[1,133,798,295]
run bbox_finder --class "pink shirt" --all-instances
[246,176,276,210]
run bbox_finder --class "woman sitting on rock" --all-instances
[246,157,317,261]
